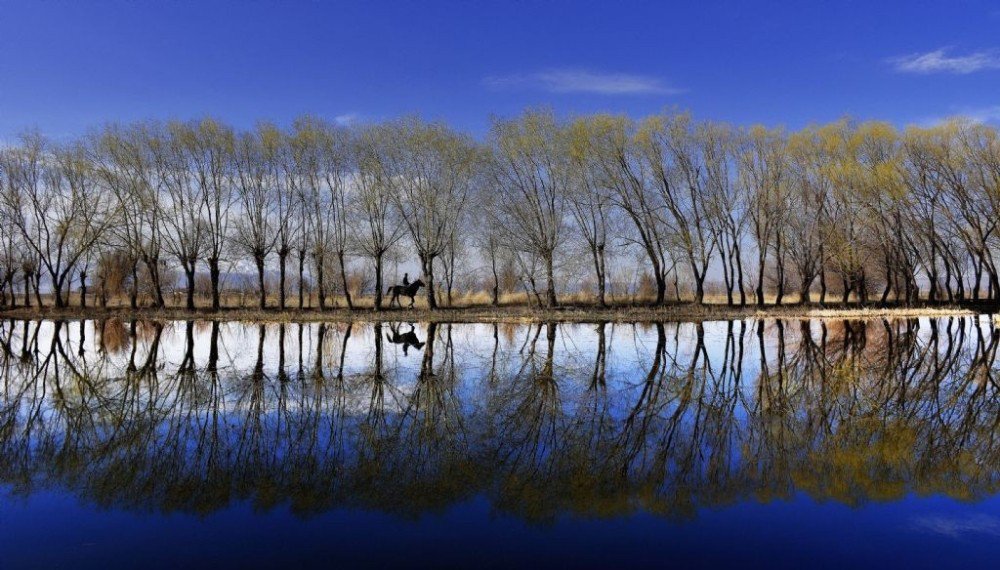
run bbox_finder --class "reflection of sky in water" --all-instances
[0,317,999,568]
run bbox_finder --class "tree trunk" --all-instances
[184,263,196,311]
[33,271,43,308]
[491,253,499,307]
[973,254,984,301]
[338,250,352,310]
[298,250,306,309]
[756,251,766,306]
[819,269,827,304]
[208,257,221,311]
[422,253,438,310]
[278,249,288,310]
[255,254,266,310]
[775,258,785,306]
[593,244,607,308]
[374,253,384,310]
[146,256,165,308]
[880,264,892,304]
[734,242,746,306]
[544,254,557,308]
[722,243,734,307]
[654,271,666,306]
[800,274,812,304]
[943,257,954,302]
[597,263,607,307]
[53,277,65,308]
[316,254,326,310]
[80,271,87,308]
[130,262,140,309]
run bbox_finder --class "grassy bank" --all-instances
[0,301,989,324]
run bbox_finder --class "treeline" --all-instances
[0,110,998,310]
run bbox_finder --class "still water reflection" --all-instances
[1,317,1000,568]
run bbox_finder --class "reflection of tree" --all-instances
[360,322,480,516]
[0,317,1000,521]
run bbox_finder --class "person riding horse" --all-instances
[387,276,425,308]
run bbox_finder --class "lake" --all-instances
[0,317,998,568]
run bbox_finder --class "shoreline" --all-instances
[0,302,992,323]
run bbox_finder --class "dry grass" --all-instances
[0,294,992,324]
[805,307,976,319]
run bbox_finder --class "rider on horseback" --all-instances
[388,275,425,308]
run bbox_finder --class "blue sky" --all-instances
[1,0,999,139]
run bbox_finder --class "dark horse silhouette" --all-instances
[386,323,425,356]
[387,279,425,308]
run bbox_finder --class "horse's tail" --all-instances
[387,286,393,295]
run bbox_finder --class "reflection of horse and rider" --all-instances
[385,323,425,355]
[386,272,425,308]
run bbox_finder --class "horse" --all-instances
[386,323,425,355]
[387,279,425,308]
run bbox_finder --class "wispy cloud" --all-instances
[959,105,1000,124]
[483,69,682,96]
[889,48,1000,74]
[910,514,1000,539]
[334,113,361,126]
[918,105,1000,126]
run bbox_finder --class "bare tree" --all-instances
[268,124,301,309]
[232,126,279,309]
[0,212,19,306]
[94,123,169,308]
[289,116,354,310]
[586,114,677,305]
[380,118,480,309]
[785,125,832,304]
[184,119,236,310]
[159,122,207,310]
[738,125,788,306]
[0,134,116,307]
[490,110,569,308]
[568,117,614,307]
[353,125,406,309]
[636,113,717,305]
[699,121,747,306]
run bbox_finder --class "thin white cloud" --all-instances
[918,105,1000,127]
[334,113,361,126]
[890,48,1000,74]
[484,69,682,95]
[958,105,1000,124]
[911,514,1000,538]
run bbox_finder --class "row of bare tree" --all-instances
[0,110,998,310]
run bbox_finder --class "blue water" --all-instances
[3,492,998,568]
[0,318,997,568]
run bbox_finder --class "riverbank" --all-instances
[0,302,990,323]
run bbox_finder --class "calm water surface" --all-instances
[0,317,999,568]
